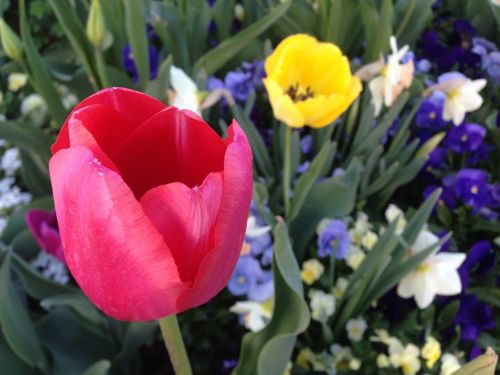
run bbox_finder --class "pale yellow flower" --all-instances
[300,258,324,285]
[422,336,441,368]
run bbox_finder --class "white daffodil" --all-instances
[309,289,335,323]
[357,36,414,116]
[245,215,271,238]
[346,317,367,342]
[169,65,201,115]
[440,353,461,375]
[229,300,272,332]
[426,72,487,125]
[8,72,28,92]
[300,259,324,285]
[397,230,466,309]
[388,338,421,375]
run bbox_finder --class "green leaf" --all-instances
[289,159,362,258]
[437,300,460,330]
[395,0,433,46]
[0,122,52,162]
[81,360,111,375]
[194,1,291,75]
[47,0,100,89]
[11,229,40,259]
[19,0,67,124]
[10,252,76,299]
[123,0,149,88]
[0,251,48,371]
[231,104,274,180]
[290,141,335,220]
[36,308,116,375]
[0,330,39,375]
[359,0,393,61]
[40,293,106,327]
[235,220,310,375]
[19,149,51,198]
[114,322,157,375]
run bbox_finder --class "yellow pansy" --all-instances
[264,34,361,128]
[422,336,441,368]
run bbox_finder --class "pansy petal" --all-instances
[50,146,185,321]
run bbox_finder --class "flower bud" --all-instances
[415,132,445,159]
[0,18,23,62]
[86,0,106,49]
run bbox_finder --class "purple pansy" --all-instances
[25,209,65,263]
[317,219,350,259]
[227,255,273,302]
[445,123,486,153]
[416,93,448,131]
[122,44,160,84]
[454,169,490,209]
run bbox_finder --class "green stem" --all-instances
[328,246,337,287]
[283,125,292,218]
[95,48,110,88]
[395,0,417,38]
[159,315,193,375]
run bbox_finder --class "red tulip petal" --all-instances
[176,121,253,311]
[67,118,119,173]
[111,107,226,199]
[140,172,223,283]
[50,146,186,321]
[52,88,165,154]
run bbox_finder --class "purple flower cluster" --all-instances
[472,37,500,85]
[227,205,273,302]
[207,60,265,103]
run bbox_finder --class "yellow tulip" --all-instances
[264,34,361,128]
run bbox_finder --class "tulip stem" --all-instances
[159,314,193,375]
[283,125,292,218]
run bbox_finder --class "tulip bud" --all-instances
[415,132,445,159]
[453,347,498,375]
[0,18,23,62]
[86,0,106,49]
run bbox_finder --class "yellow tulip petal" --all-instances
[264,78,304,128]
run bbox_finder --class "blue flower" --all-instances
[300,134,313,154]
[225,71,253,102]
[416,93,448,131]
[454,169,490,209]
[445,123,486,153]
[484,51,500,85]
[454,294,495,345]
[458,240,495,290]
[227,256,273,302]
[122,44,159,84]
[317,220,350,259]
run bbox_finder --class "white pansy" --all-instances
[8,72,28,92]
[388,338,421,375]
[20,93,46,115]
[1,148,21,175]
[229,300,272,332]
[309,289,335,323]
[349,211,371,246]
[349,358,361,371]
[245,215,271,238]
[397,230,466,309]
[346,317,367,342]
[385,203,407,233]
[440,353,461,375]
[334,277,348,299]
[169,65,201,115]
[345,245,365,270]
[377,354,390,368]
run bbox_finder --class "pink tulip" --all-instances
[49,88,253,321]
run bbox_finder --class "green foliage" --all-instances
[235,220,310,375]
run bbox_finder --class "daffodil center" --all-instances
[286,83,314,102]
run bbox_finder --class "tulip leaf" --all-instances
[0,251,48,371]
[193,0,291,75]
[81,360,111,375]
[231,104,274,180]
[235,220,310,375]
[437,300,460,330]
[114,322,157,375]
[394,0,433,46]
[47,0,100,89]
[0,122,52,163]
[11,229,40,259]
[10,252,76,299]
[36,308,116,375]
[18,0,67,125]
[0,195,53,244]
[359,0,393,61]
[123,0,149,88]
[290,141,336,221]
[19,149,51,198]
[289,158,362,258]
[0,331,39,375]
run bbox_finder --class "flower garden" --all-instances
[0,0,499,374]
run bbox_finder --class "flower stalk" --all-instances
[283,125,292,218]
[159,314,193,375]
